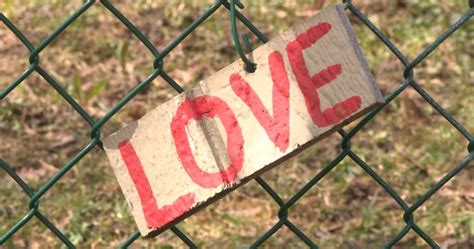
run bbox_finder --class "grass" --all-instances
[1,0,473,248]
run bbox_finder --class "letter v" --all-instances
[230,51,290,152]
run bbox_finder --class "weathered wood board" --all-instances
[103,4,383,237]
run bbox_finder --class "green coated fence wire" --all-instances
[1,0,473,248]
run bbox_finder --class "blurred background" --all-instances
[1,0,473,248]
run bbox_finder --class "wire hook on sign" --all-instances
[230,0,256,72]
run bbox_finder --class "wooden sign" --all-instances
[103,5,383,237]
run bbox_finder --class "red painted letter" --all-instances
[171,96,244,188]
[118,140,195,228]
[286,22,361,127]
[230,51,290,152]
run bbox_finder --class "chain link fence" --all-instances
[1,0,473,248]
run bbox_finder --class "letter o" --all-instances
[170,96,244,188]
